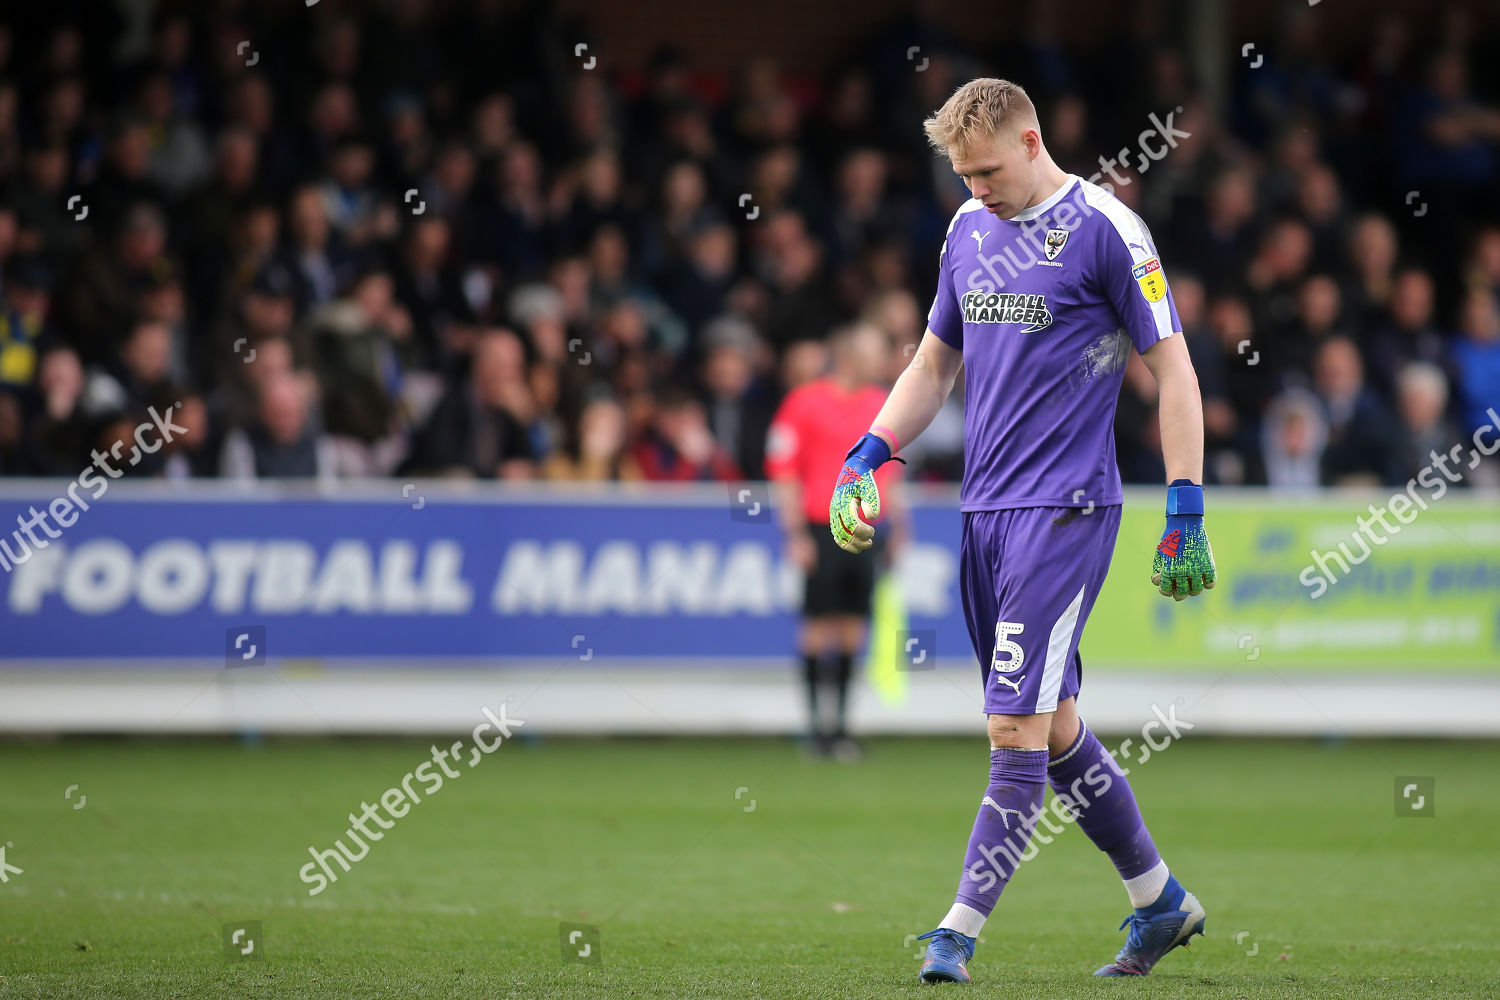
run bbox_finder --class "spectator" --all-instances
[21,346,91,475]
[1313,336,1400,486]
[391,216,474,370]
[477,141,552,280]
[556,147,637,256]
[1276,274,1347,382]
[418,140,479,248]
[1391,362,1463,486]
[642,159,715,277]
[407,329,537,479]
[60,202,176,368]
[11,142,80,259]
[308,266,413,474]
[699,317,777,479]
[137,70,211,199]
[159,392,217,479]
[81,319,175,420]
[0,388,21,475]
[1465,226,1500,303]
[1245,217,1313,350]
[87,118,164,235]
[543,396,642,481]
[661,221,737,343]
[216,263,306,426]
[1169,168,1256,295]
[758,212,842,350]
[221,371,336,480]
[0,257,57,392]
[1343,213,1398,331]
[632,387,741,482]
[1368,267,1450,398]
[0,5,1495,493]
[1450,289,1500,438]
[318,136,390,248]
[1260,387,1328,491]
[280,184,351,314]
[1294,164,1345,274]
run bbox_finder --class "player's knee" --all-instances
[987,713,1047,749]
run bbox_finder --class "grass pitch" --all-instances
[0,734,1495,998]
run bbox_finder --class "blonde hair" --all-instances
[923,78,1040,156]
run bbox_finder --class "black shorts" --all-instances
[803,527,879,618]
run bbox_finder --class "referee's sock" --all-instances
[800,653,822,737]
[830,652,854,739]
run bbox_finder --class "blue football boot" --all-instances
[1094,875,1206,976]
[915,927,975,983]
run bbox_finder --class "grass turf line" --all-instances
[0,736,1495,998]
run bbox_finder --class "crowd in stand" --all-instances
[1,3,1497,490]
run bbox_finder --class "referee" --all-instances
[765,322,904,758]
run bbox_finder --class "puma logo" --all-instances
[971,229,989,253]
[991,672,1025,696]
[981,795,1026,830]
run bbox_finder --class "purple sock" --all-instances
[951,747,1048,918]
[1047,724,1162,882]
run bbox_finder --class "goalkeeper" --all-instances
[830,78,1215,984]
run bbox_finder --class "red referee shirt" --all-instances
[764,377,899,526]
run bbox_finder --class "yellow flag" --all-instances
[867,573,909,705]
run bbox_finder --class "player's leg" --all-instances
[916,709,1053,984]
[800,529,850,753]
[828,614,865,756]
[1033,507,1206,976]
[945,709,1053,923]
[1047,694,1205,975]
[1047,695,1165,898]
[797,616,832,752]
[821,528,875,757]
[915,509,1058,983]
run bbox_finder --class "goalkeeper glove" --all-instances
[1152,479,1216,600]
[830,432,897,554]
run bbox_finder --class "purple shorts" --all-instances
[959,504,1122,716]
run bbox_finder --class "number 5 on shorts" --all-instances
[992,621,1025,673]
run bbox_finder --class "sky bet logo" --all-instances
[961,291,1053,332]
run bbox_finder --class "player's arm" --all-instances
[868,331,963,456]
[829,332,960,553]
[1140,334,1215,600]
[1140,334,1203,485]
[765,400,817,570]
[1100,210,1216,601]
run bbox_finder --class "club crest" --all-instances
[1044,228,1069,261]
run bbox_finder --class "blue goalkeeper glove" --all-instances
[830,433,897,554]
[1152,479,1217,600]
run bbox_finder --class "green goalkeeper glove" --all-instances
[1152,479,1217,600]
[829,432,895,553]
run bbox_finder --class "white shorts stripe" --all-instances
[1036,584,1087,713]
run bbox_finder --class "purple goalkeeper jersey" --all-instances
[927,175,1181,511]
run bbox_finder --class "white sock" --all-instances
[1123,859,1170,909]
[938,902,987,938]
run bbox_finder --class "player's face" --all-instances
[950,129,1036,219]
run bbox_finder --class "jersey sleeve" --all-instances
[927,238,963,350]
[1097,213,1181,356]
[763,390,803,480]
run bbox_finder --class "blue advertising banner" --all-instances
[3,483,1495,670]
[0,483,968,664]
